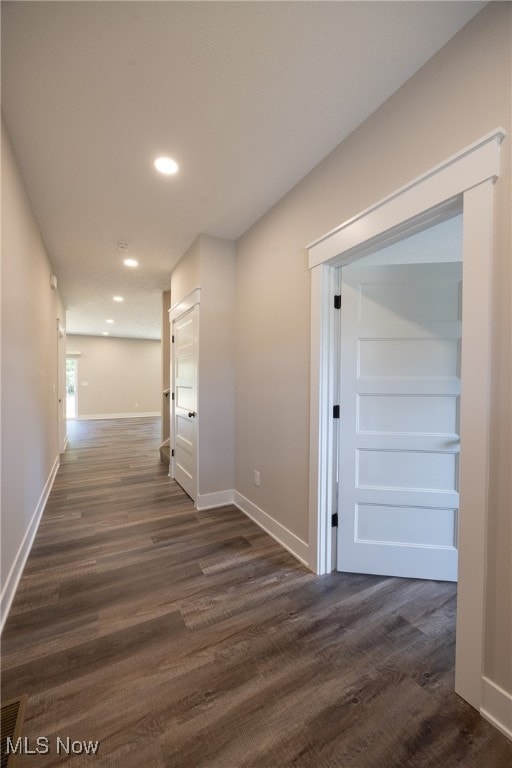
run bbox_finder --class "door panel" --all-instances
[357,394,458,434]
[357,448,458,491]
[355,503,457,547]
[358,278,461,324]
[172,305,198,501]
[338,260,462,581]
[358,337,460,378]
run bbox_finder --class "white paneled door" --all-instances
[172,305,198,502]
[337,260,462,581]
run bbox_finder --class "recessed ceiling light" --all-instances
[123,258,138,268]
[113,296,124,302]
[154,156,178,175]
[106,319,114,324]
[102,332,109,336]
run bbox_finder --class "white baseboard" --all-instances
[75,412,160,420]
[0,455,60,634]
[233,491,309,567]
[481,676,512,740]
[197,490,234,510]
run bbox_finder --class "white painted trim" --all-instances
[197,490,234,510]
[308,128,505,262]
[481,677,512,741]
[0,455,60,633]
[307,128,506,713]
[233,491,309,567]
[169,286,201,320]
[61,436,68,453]
[309,264,339,575]
[169,296,201,505]
[454,179,494,708]
[75,412,160,420]
[180,485,311,566]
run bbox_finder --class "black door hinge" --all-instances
[332,513,338,527]
[171,392,175,401]
[171,449,175,457]
[333,405,340,419]
[334,294,341,309]
[171,335,175,343]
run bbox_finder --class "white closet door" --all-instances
[172,305,198,502]
[338,260,462,581]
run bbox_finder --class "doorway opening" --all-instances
[307,128,504,713]
[66,357,77,418]
[335,214,462,581]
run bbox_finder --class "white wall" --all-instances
[1,117,64,624]
[170,238,201,306]
[197,236,236,497]
[170,235,235,500]
[234,3,511,700]
[66,334,161,418]
[162,290,171,443]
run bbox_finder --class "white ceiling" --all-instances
[1,1,486,340]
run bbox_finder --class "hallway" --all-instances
[2,418,511,767]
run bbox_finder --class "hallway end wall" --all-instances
[66,334,161,419]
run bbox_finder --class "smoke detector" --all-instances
[116,241,129,252]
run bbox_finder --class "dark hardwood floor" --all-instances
[2,417,511,767]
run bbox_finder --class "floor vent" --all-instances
[1,697,27,768]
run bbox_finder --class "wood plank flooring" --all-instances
[2,417,511,767]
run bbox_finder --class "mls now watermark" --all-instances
[6,736,100,756]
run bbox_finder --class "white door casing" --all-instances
[337,259,462,581]
[307,128,505,711]
[170,289,200,503]
[57,320,67,453]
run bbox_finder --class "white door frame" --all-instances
[307,128,506,712]
[169,287,201,501]
[57,319,67,452]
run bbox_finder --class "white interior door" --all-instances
[337,257,462,581]
[172,305,198,502]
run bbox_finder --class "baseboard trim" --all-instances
[481,676,512,740]
[197,490,234,510]
[233,491,309,567]
[0,455,60,634]
[75,412,160,420]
